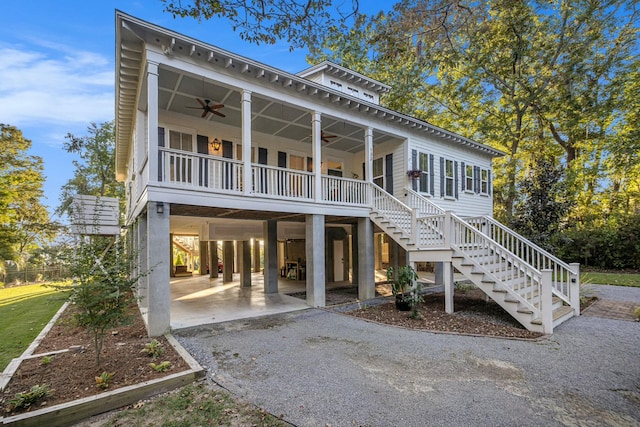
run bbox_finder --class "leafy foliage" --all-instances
[0,125,57,265]
[95,371,115,389]
[161,0,360,50]
[149,361,172,372]
[57,121,124,219]
[5,384,52,413]
[141,339,164,359]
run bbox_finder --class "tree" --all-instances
[57,121,124,219]
[309,0,638,227]
[161,0,360,50]
[0,125,55,265]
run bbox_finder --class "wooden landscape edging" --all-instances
[0,333,205,427]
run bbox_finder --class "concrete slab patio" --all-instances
[174,284,640,427]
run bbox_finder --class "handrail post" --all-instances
[570,263,581,316]
[541,269,553,334]
[410,209,417,245]
[444,211,452,248]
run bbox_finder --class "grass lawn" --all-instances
[581,271,640,288]
[0,282,70,371]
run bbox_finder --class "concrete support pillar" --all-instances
[351,223,359,285]
[223,241,234,283]
[146,201,170,336]
[357,217,375,301]
[169,233,174,277]
[239,240,252,288]
[199,241,208,275]
[305,214,325,307]
[374,233,382,270]
[443,261,454,314]
[570,263,581,316]
[241,90,252,196]
[343,235,350,283]
[209,241,218,278]
[264,220,278,293]
[253,239,261,273]
[137,214,148,310]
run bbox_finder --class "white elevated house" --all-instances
[115,12,580,336]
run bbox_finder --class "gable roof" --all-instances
[297,61,391,94]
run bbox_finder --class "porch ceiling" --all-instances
[157,67,401,153]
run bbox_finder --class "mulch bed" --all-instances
[1,304,189,415]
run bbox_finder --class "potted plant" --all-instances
[386,265,419,311]
[407,169,423,179]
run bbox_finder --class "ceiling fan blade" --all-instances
[185,106,202,109]
[210,104,224,109]
[196,98,206,107]
[201,110,208,118]
[212,110,226,118]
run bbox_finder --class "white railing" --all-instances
[406,188,445,216]
[450,213,544,315]
[465,215,579,308]
[252,164,314,201]
[160,148,243,193]
[322,176,370,205]
[370,184,414,236]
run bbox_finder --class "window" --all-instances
[481,169,489,194]
[373,157,384,188]
[465,164,474,191]
[169,130,193,151]
[418,152,430,193]
[330,80,343,90]
[445,159,455,197]
[347,86,359,96]
[363,93,374,101]
[327,159,343,177]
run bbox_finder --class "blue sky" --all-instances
[1,1,390,221]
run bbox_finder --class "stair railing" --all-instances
[450,213,545,317]
[405,189,445,216]
[370,184,414,237]
[465,216,579,311]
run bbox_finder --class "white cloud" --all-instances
[0,44,114,127]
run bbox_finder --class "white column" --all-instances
[242,90,252,195]
[146,201,170,337]
[365,127,374,183]
[147,61,159,185]
[137,214,148,310]
[444,261,454,314]
[357,217,375,301]
[570,263,581,316]
[542,269,554,334]
[312,111,322,201]
[306,214,325,307]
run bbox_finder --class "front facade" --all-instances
[116,12,579,337]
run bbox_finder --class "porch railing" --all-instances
[252,163,314,201]
[322,175,370,205]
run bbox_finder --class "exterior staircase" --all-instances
[369,186,580,334]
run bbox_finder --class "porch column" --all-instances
[146,61,159,185]
[146,202,170,337]
[351,223,359,285]
[253,239,261,273]
[209,241,219,278]
[242,90,252,196]
[199,241,208,275]
[264,220,278,293]
[365,127,374,183]
[443,262,454,314]
[239,240,251,288]
[357,217,375,301]
[137,213,148,310]
[312,111,322,202]
[306,214,325,307]
[223,241,234,283]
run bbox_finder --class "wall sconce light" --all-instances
[156,202,164,214]
[210,138,221,151]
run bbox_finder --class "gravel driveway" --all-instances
[175,285,640,427]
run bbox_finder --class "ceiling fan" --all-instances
[186,98,225,118]
[321,131,337,143]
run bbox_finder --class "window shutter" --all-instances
[385,153,394,195]
[258,147,267,165]
[158,127,165,147]
[454,161,459,199]
[197,135,209,186]
[278,151,287,168]
[429,154,435,195]
[362,162,366,181]
[488,170,492,195]
[439,157,445,197]
[460,161,466,191]
[258,148,268,193]
[411,150,418,192]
